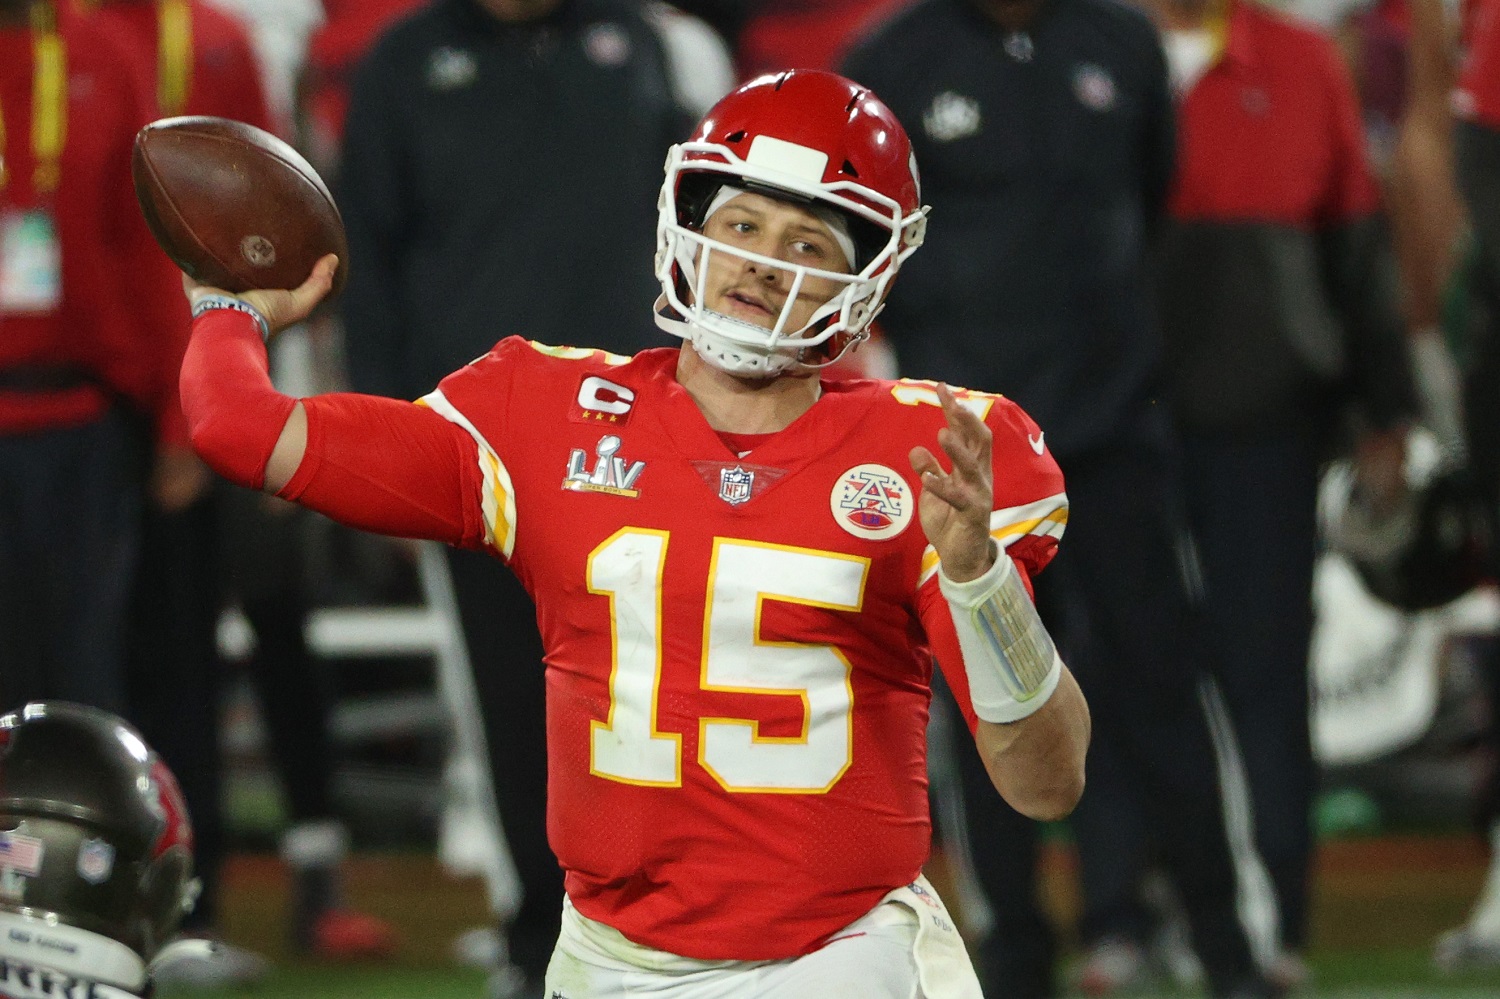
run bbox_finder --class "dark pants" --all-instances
[956,410,1256,998]
[128,491,226,928]
[1458,119,1500,825]
[445,547,563,980]
[1181,430,1321,951]
[1459,121,1500,519]
[222,487,336,824]
[0,411,142,713]
[129,485,339,932]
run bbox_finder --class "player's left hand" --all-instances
[910,383,995,582]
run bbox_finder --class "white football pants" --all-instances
[543,875,982,999]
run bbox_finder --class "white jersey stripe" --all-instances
[421,388,518,558]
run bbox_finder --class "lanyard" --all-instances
[156,0,191,116]
[71,0,193,115]
[0,2,67,196]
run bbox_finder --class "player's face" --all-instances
[699,193,852,334]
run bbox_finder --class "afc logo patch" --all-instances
[831,463,913,540]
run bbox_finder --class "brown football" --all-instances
[132,115,347,297]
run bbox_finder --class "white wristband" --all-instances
[192,293,270,343]
[939,547,1062,723]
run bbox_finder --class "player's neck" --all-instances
[675,347,821,434]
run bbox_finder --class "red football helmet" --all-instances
[655,69,929,377]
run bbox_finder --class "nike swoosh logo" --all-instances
[1028,432,1045,455]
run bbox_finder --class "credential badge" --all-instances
[831,463,913,540]
[564,435,644,498]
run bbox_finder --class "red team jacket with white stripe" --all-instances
[390,337,1068,960]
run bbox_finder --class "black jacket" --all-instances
[339,0,696,400]
[843,0,1175,459]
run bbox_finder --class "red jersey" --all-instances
[1457,0,1500,127]
[418,338,1067,960]
[0,19,180,438]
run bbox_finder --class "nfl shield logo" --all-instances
[719,466,755,505]
[77,838,114,885]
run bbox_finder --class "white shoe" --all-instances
[152,937,271,991]
[452,924,505,968]
[1265,950,1312,992]
[1074,937,1154,996]
[1434,925,1500,972]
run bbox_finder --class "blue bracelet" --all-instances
[191,294,271,343]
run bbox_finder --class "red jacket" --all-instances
[0,17,183,440]
[71,0,276,443]
[303,0,424,148]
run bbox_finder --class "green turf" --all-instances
[155,965,490,999]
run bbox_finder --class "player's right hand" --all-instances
[182,254,339,337]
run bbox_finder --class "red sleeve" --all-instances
[182,308,485,543]
[283,392,490,548]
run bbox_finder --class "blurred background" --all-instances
[5,0,1500,995]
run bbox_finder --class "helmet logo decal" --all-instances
[922,92,981,143]
[148,758,193,857]
[831,464,913,540]
[564,435,645,498]
[76,838,114,885]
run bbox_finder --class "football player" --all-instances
[0,702,197,999]
[176,69,1091,997]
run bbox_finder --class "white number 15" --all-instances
[587,529,869,794]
